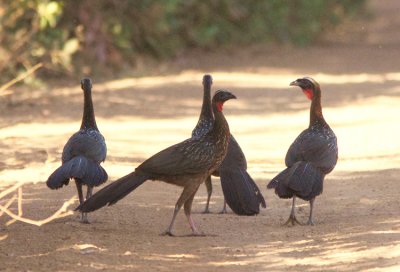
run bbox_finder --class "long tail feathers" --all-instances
[76,171,147,213]
[47,156,108,189]
[267,161,324,200]
[220,168,266,215]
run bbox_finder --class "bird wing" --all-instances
[285,127,338,173]
[219,135,247,170]
[137,138,216,177]
[62,129,107,164]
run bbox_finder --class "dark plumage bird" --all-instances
[77,90,236,236]
[267,77,338,225]
[193,75,266,215]
[47,78,107,223]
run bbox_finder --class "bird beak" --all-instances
[81,78,92,90]
[290,80,299,86]
[229,93,237,100]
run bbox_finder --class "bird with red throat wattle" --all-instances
[267,77,338,226]
[192,74,266,215]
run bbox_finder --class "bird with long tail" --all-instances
[77,90,236,236]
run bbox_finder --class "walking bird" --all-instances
[267,77,338,225]
[77,90,236,236]
[47,78,107,223]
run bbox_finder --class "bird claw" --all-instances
[79,214,90,224]
[218,209,227,214]
[160,230,175,237]
[306,219,315,226]
[201,209,211,214]
[283,215,303,226]
[79,218,90,224]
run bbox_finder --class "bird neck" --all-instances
[81,89,98,130]
[309,88,327,128]
[211,102,230,139]
[199,87,213,121]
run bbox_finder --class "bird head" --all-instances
[81,77,92,92]
[202,74,213,87]
[290,77,320,100]
[212,90,237,112]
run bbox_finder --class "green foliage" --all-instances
[0,0,78,82]
[0,0,365,82]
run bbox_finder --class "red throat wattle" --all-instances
[302,89,313,100]
[216,102,224,112]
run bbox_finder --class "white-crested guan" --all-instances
[77,90,236,236]
[267,77,338,225]
[193,75,266,215]
[47,78,108,223]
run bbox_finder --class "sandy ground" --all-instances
[1,1,400,271]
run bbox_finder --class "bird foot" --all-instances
[79,218,90,224]
[283,215,303,226]
[160,230,175,237]
[79,214,90,224]
[201,208,211,214]
[306,219,315,226]
[218,209,227,214]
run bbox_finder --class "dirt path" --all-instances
[1,1,400,271]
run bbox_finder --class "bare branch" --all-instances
[0,63,43,94]
[6,187,24,226]
[0,182,25,199]
[18,186,23,216]
[0,196,77,227]
[0,194,17,217]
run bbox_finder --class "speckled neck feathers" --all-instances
[199,81,212,123]
[192,76,214,138]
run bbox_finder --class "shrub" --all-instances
[0,0,365,82]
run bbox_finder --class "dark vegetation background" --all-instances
[0,0,365,83]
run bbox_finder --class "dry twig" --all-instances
[0,63,43,95]
[0,194,18,218]
[0,195,77,227]
[6,187,24,225]
[0,182,25,199]
[1,182,77,227]
[0,62,75,227]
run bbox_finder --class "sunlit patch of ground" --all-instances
[1,71,400,271]
[1,82,400,186]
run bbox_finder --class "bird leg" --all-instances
[162,204,180,236]
[75,181,90,224]
[306,198,316,226]
[81,186,94,224]
[184,186,204,236]
[86,186,93,199]
[161,183,200,236]
[219,199,227,214]
[283,196,303,226]
[202,176,212,214]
